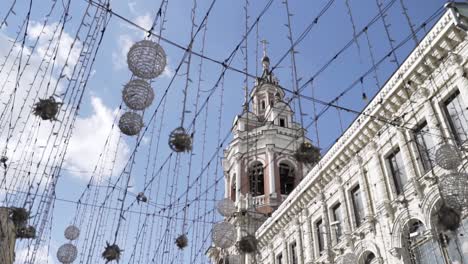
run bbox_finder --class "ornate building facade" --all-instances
[209,2,468,264]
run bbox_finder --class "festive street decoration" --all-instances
[438,172,468,211]
[236,235,257,253]
[175,234,188,249]
[127,40,167,79]
[122,79,154,110]
[118,112,144,136]
[168,127,192,152]
[102,242,122,263]
[216,198,236,217]
[211,221,237,249]
[64,225,80,241]
[435,143,462,170]
[57,243,78,263]
[294,142,320,164]
[33,96,62,121]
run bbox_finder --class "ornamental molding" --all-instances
[256,7,465,243]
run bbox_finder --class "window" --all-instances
[276,253,283,264]
[316,219,325,253]
[230,176,236,201]
[261,100,266,110]
[279,163,295,195]
[290,241,298,264]
[387,148,408,195]
[405,220,445,264]
[414,121,435,173]
[331,203,343,242]
[351,185,365,227]
[444,90,468,144]
[279,118,286,127]
[363,252,376,264]
[248,162,265,196]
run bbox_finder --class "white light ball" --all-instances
[64,225,80,241]
[57,243,78,263]
[217,198,236,217]
[122,79,154,110]
[439,172,468,211]
[435,143,462,170]
[127,40,167,79]
[119,112,144,136]
[212,222,237,249]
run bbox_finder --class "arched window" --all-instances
[363,252,375,264]
[261,100,266,110]
[248,162,264,196]
[279,163,295,195]
[230,175,236,202]
[404,220,444,264]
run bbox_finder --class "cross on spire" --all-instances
[260,39,269,57]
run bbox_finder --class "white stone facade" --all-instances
[255,4,468,264]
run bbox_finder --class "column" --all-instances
[281,231,289,264]
[268,244,275,264]
[235,156,242,204]
[419,88,443,146]
[302,208,314,264]
[0,207,15,264]
[293,218,304,264]
[355,155,374,219]
[225,173,230,198]
[367,142,389,208]
[448,52,468,106]
[336,176,352,239]
[319,193,332,255]
[267,147,277,197]
[397,129,417,179]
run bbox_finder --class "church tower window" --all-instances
[279,163,295,195]
[248,162,265,196]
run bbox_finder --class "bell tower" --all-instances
[223,48,313,216]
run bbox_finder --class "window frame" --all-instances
[442,89,468,145]
[315,218,325,253]
[248,162,265,196]
[279,163,295,195]
[386,148,408,195]
[413,120,434,173]
[350,185,365,228]
[331,202,343,242]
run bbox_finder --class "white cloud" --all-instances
[16,244,57,264]
[112,34,133,70]
[64,96,130,180]
[135,13,153,32]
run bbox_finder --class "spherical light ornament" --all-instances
[435,143,462,170]
[127,40,167,79]
[217,198,236,217]
[336,253,358,264]
[64,225,80,241]
[57,243,78,263]
[122,79,154,110]
[439,172,468,211]
[168,127,192,152]
[212,222,237,249]
[119,112,144,136]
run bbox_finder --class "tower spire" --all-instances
[260,39,270,70]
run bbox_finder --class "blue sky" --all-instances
[0,0,447,263]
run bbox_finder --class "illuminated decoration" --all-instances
[136,192,148,203]
[102,242,122,263]
[9,207,29,226]
[122,79,154,110]
[294,142,320,164]
[236,235,257,253]
[216,198,236,217]
[64,225,80,241]
[175,234,188,249]
[438,172,468,211]
[118,112,144,136]
[211,222,237,249]
[435,143,462,170]
[57,243,78,263]
[16,225,36,239]
[336,252,358,264]
[436,204,461,232]
[33,97,62,121]
[168,127,192,152]
[127,40,167,79]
